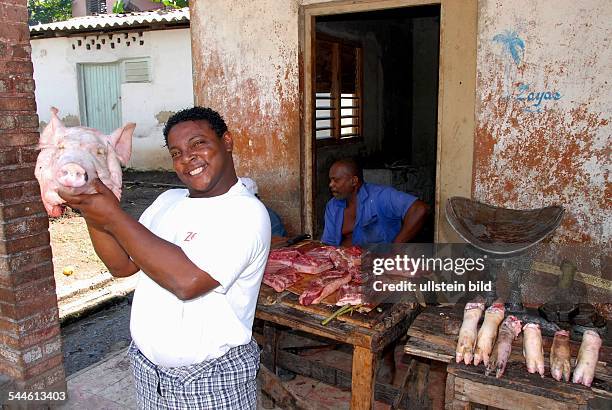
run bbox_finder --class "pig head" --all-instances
[35,107,136,217]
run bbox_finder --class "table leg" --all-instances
[261,323,280,409]
[351,346,376,410]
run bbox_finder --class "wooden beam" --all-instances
[352,346,376,410]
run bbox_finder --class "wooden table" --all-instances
[256,285,419,410]
[405,306,611,409]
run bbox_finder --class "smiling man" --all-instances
[59,107,271,409]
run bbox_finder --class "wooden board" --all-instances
[405,306,612,394]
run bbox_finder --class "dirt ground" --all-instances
[50,170,184,290]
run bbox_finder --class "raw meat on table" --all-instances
[299,270,352,305]
[486,315,522,379]
[264,259,292,275]
[455,301,485,365]
[305,246,337,259]
[35,107,135,217]
[330,246,363,270]
[263,266,302,292]
[474,302,505,366]
[268,248,302,267]
[522,323,545,377]
[572,329,602,387]
[336,282,366,306]
[550,330,571,382]
[292,254,334,274]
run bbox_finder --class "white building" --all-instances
[30,8,193,170]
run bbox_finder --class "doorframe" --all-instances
[299,0,478,243]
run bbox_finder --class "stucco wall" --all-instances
[191,0,302,234]
[474,0,611,250]
[30,28,193,170]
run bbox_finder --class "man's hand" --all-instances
[58,179,123,230]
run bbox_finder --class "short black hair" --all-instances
[334,157,363,182]
[163,106,228,146]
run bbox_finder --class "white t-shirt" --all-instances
[129,181,271,367]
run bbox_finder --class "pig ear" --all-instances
[109,123,135,165]
[39,106,66,146]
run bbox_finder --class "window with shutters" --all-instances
[122,58,151,83]
[86,0,107,15]
[314,34,362,144]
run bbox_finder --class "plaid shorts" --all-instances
[127,339,260,409]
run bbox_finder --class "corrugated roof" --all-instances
[30,7,189,36]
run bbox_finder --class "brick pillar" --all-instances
[0,0,66,403]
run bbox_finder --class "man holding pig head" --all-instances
[59,107,271,409]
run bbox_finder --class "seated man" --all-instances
[241,177,287,237]
[321,158,429,246]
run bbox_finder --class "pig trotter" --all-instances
[522,323,545,377]
[456,302,485,365]
[474,302,505,366]
[572,330,601,387]
[485,315,522,379]
[550,330,571,382]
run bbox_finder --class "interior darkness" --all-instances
[313,5,440,242]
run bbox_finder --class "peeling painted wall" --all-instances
[190,0,302,234]
[474,0,611,250]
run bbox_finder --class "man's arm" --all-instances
[60,180,219,300]
[321,201,341,246]
[86,223,139,277]
[393,199,429,243]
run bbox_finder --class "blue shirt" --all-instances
[321,183,417,246]
[266,206,287,237]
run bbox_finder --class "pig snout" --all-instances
[56,163,88,188]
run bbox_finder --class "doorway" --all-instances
[77,62,122,134]
[301,0,478,243]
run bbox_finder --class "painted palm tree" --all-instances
[493,30,525,66]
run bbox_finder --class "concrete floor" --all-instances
[55,347,392,410]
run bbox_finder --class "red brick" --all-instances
[0,131,39,148]
[22,345,42,364]
[24,353,62,379]
[0,148,18,165]
[0,200,45,220]
[17,114,38,129]
[0,317,18,334]
[17,308,59,334]
[17,365,65,391]
[0,114,16,129]
[14,78,35,93]
[0,23,30,44]
[0,359,23,380]
[0,184,24,202]
[0,324,59,350]
[0,261,53,288]
[19,146,39,163]
[0,42,7,58]
[10,44,31,60]
[42,337,62,357]
[0,288,57,321]
[0,166,35,185]
[0,7,28,28]
[0,246,53,273]
[0,286,16,304]
[0,97,36,111]
[0,329,19,348]
[13,277,57,303]
[0,232,50,254]
[0,345,21,364]
[1,215,48,239]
